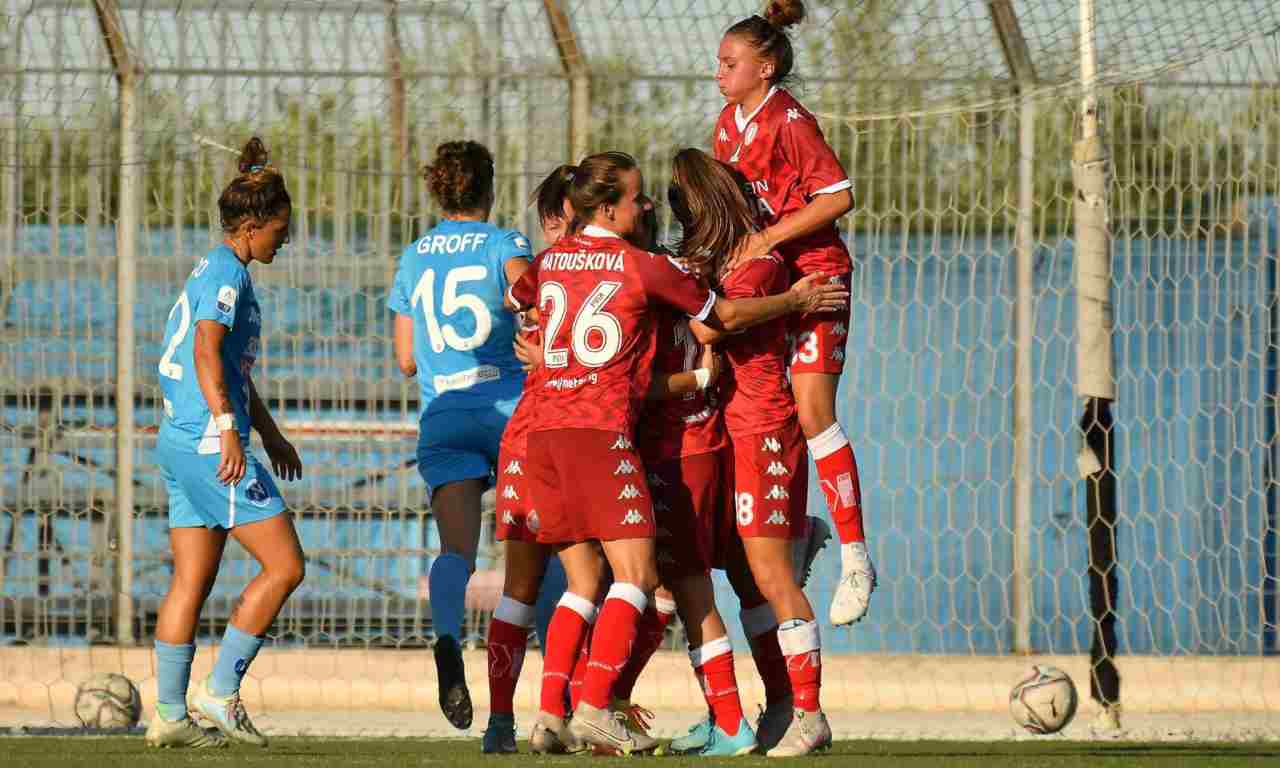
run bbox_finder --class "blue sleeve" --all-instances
[193,259,249,329]
[494,229,534,295]
[388,246,414,315]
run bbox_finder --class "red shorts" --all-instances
[526,428,655,545]
[494,443,536,543]
[728,420,808,540]
[648,450,724,581]
[788,271,851,376]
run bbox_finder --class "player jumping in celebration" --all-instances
[713,1,876,626]
[482,168,573,754]
[149,138,304,749]
[672,148,833,755]
[388,141,534,731]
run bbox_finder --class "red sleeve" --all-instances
[724,257,787,301]
[779,108,850,200]
[637,250,715,321]
[508,254,540,310]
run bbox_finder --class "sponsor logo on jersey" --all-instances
[217,285,238,314]
[762,436,782,453]
[618,484,643,500]
[244,478,270,507]
[611,435,633,451]
[614,459,638,475]
[505,460,522,476]
[502,485,519,500]
[621,509,646,525]
[766,461,789,476]
[766,510,788,525]
[765,484,789,500]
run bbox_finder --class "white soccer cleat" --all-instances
[765,709,832,758]
[829,541,876,626]
[529,711,587,755]
[187,676,268,747]
[1091,703,1123,734]
[145,712,227,749]
[568,702,658,755]
[753,697,795,754]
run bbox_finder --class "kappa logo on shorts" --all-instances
[621,509,646,525]
[764,484,790,500]
[504,460,522,475]
[502,485,520,500]
[526,509,540,533]
[647,473,666,487]
[656,525,671,537]
[766,510,788,526]
[502,511,516,525]
[832,322,848,337]
[831,348,845,362]
[617,484,643,500]
[654,498,671,513]
[657,549,676,565]
[766,461,789,476]
[610,435,634,450]
[244,479,270,508]
[614,459,638,475]
[762,437,782,453]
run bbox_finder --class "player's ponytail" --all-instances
[533,164,577,231]
[219,136,290,233]
[667,148,757,280]
[564,151,637,226]
[727,0,805,85]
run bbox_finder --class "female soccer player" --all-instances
[482,168,573,754]
[508,151,845,755]
[672,147,832,756]
[713,0,876,626]
[388,140,534,730]
[150,137,303,749]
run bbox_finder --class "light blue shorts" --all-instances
[155,441,286,529]
[417,399,518,496]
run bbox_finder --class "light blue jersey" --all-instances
[157,245,260,454]
[388,219,532,415]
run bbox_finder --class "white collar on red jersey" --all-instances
[582,224,624,240]
[734,85,780,133]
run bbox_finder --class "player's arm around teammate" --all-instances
[149,138,303,750]
[713,1,875,626]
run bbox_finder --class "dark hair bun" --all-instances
[237,137,271,175]
[764,0,805,29]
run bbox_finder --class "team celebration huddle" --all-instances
[147,2,875,758]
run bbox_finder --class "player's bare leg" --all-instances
[793,370,876,625]
[429,477,486,730]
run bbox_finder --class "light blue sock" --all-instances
[429,552,474,642]
[210,624,264,697]
[155,640,195,722]
[534,556,568,652]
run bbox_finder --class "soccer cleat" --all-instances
[610,697,654,735]
[433,635,473,730]
[187,676,267,747]
[829,541,877,625]
[529,711,586,755]
[699,716,758,757]
[481,712,518,754]
[1091,703,1122,734]
[793,515,833,588]
[766,709,833,757]
[664,713,713,754]
[145,713,227,749]
[568,702,658,755]
[754,697,794,754]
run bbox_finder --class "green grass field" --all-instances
[2,738,1278,767]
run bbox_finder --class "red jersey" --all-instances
[719,255,795,436]
[636,308,726,462]
[498,323,542,455]
[713,87,853,276]
[508,226,716,435]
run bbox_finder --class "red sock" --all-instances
[777,619,822,712]
[691,637,745,735]
[540,593,596,717]
[741,603,791,708]
[579,583,646,710]
[486,597,533,715]
[568,619,593,712]
[611,596,674,701]
[809,423,865,544]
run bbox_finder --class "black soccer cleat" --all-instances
[433,635,473,730]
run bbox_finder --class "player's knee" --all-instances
[271,557,305,594]
[503,578,541,605]
[796,402,837,439]
[752,563,799,605]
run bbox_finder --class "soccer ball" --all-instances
[74,672,142,729]
[1009,665,1078,735]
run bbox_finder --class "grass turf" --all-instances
[1,738,1278,767]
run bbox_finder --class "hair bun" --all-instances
[763,0,805,29]
[237,136,271,175]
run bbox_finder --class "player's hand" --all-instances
[514,332,544,371]
[217,432,247,486]
[788,272,849,315]
[699,343,723,387]
[264,434,303,481]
